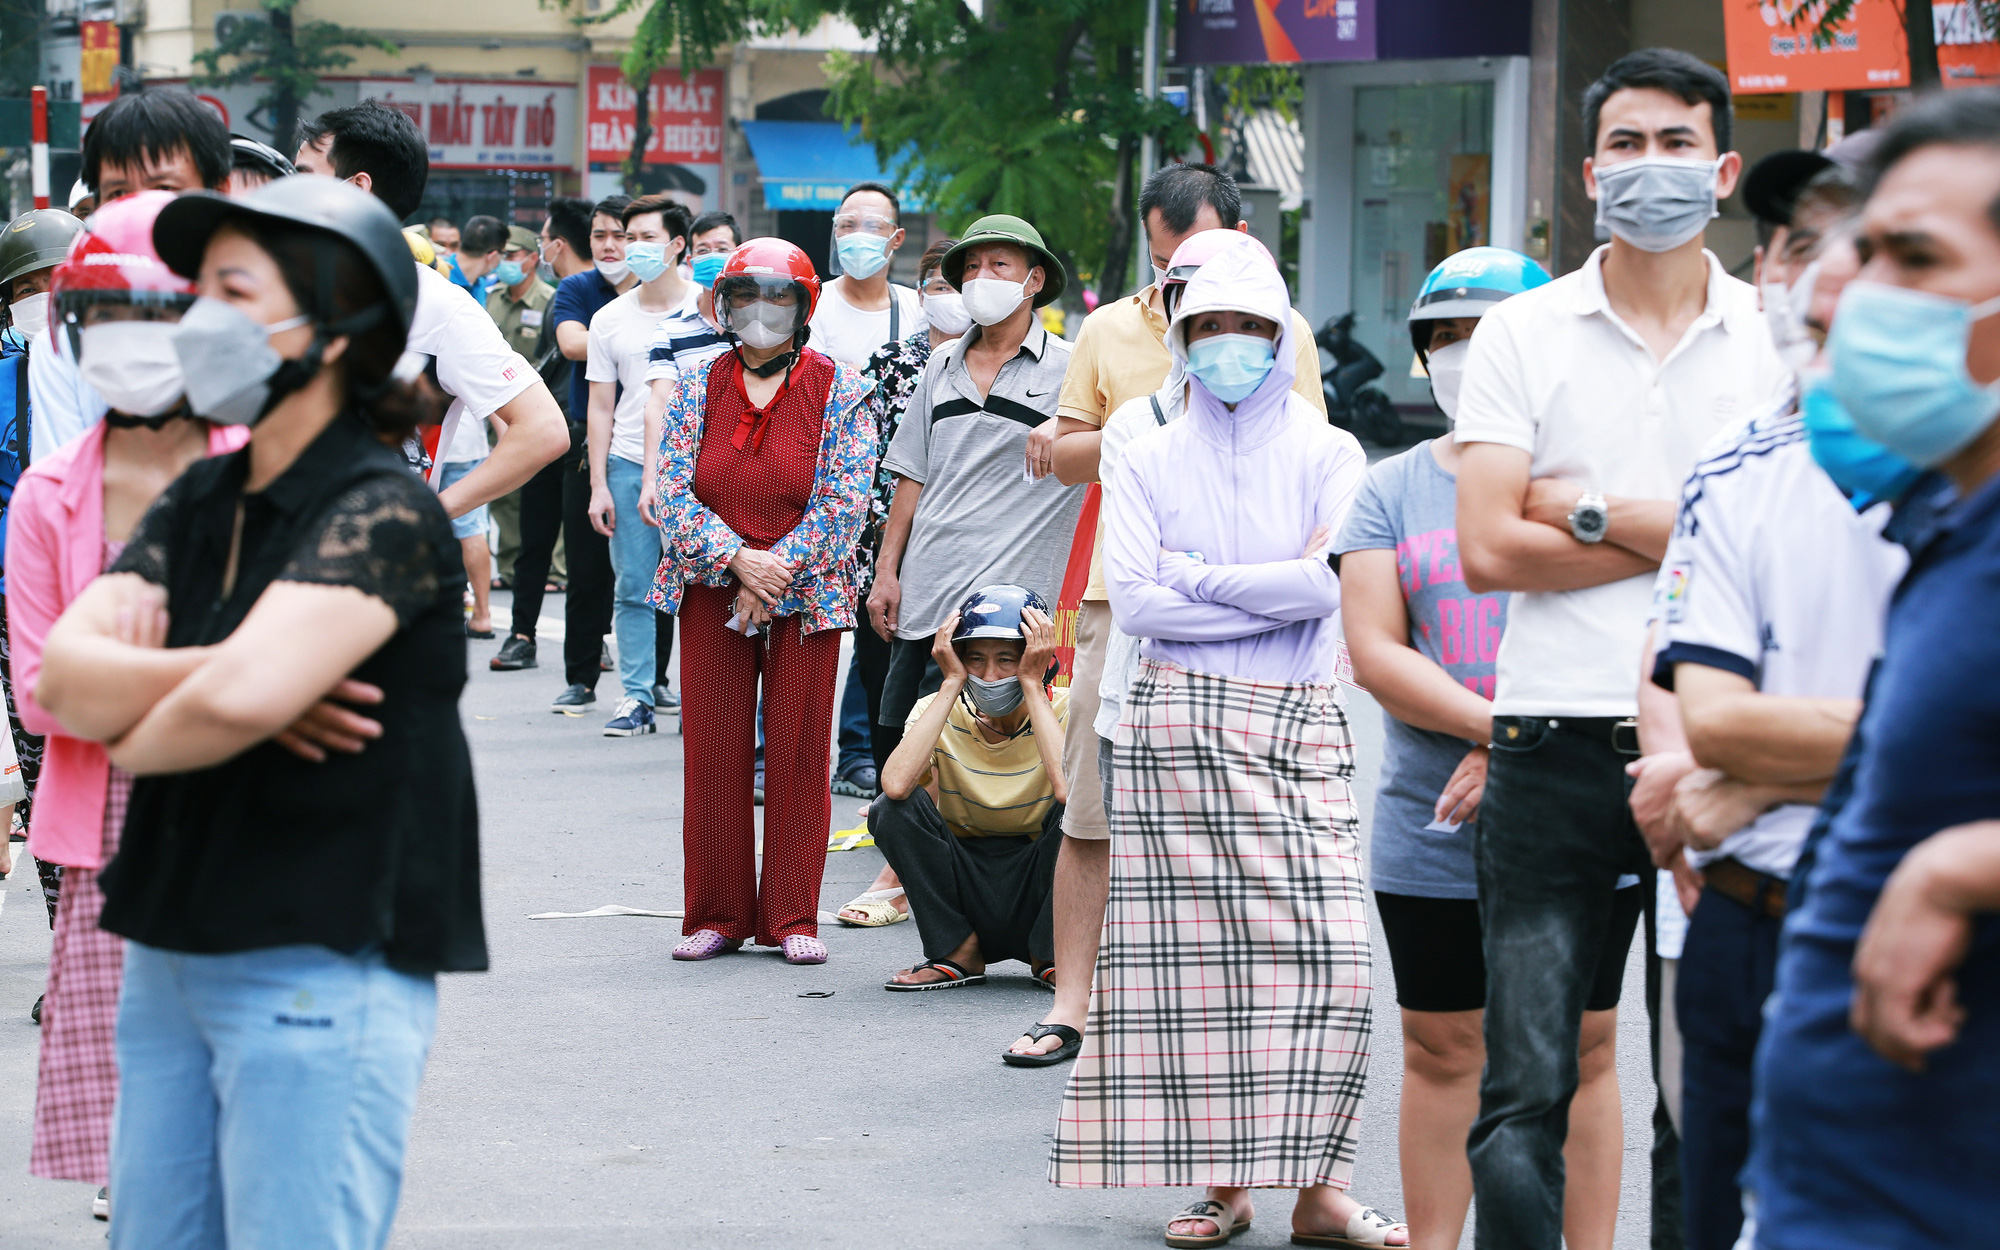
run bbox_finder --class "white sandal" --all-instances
[836,887,908,927]
[1290,1205,1408,1247]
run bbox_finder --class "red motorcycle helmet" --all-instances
[51,189,197,359]
[713,237,820,347]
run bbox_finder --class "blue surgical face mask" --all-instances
[1829,279,2000,468]
[691,253,727,289]
[1801,368,1921,511]
[492,259,526,288]
[625,241,671,284]
[836,232,891,279]
[1185,332,1277,404]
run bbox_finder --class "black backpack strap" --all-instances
[888,286,901,346]
[11,354,28,471]
[1149,393,1166,426]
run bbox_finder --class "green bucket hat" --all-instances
[941,214,1066,308]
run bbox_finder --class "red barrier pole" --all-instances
[31,86,51,209]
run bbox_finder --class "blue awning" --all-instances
[739,120,918,212]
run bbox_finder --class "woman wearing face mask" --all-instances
[1052,243,1401,1248]
[835,233,962,928]
[1338,250,1651,1250]
[0,206,86,943]
[32,175,477,1248]
[6,190,248,1223]
[651,238,882,966]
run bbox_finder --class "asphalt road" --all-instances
[0,598,1664,1249]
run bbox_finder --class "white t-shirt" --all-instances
[408,264,536,469]
[1650,399,1907,878]
[26,326,108,462]
[1454,246,1787,717]
[586,287,687,466]
[807,279,921,368]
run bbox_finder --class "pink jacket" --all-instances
[7,421,247,869]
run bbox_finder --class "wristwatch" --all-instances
[1568,490,1609,544]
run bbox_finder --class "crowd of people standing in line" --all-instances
[0,41,1997,1250]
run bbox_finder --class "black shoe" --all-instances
[653,682,681,711]
[491,635,538,671]
[31,993,42,1026]
[832,763,879,799]
[551,684,596,715]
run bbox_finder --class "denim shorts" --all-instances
[436,460,490,542]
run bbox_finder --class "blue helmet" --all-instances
[951,584,1048,647]
[1408,246,1551,357]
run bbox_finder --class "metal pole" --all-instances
[1140,0,1160,184]
[31,86,50,210]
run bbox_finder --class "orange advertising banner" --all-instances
[1938,2,2000,88]
[1723,0,1910,94]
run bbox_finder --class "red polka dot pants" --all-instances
[678,582,842,944]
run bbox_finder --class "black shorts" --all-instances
[1375,886,1643,1015]
[878,635,943,730]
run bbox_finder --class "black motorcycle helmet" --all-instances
[152,175,418,345]
[230,134,298,183]
[951,584,1049,647]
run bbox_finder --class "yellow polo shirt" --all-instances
[1056,285,1328,600]
[908,689,1068,838]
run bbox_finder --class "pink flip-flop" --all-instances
[781,935,828,965]
[673,930,743,961]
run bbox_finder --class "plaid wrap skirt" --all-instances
[30,767,132,1186]
[1050,660,1372,1189]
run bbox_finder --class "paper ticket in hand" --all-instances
[1424,815,1464,834]
[727,612,759,637]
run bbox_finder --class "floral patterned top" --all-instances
[648,349,883,634]
[857,329,935,588]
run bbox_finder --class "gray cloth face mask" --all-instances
[173,297,310,426]
[964,673,1025,717]
[1592,156,1719,253]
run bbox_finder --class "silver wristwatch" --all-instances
[1568,490,1609,544]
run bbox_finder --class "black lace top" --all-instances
[98,410,486,974]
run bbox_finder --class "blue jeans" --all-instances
[836,652,872,775]
[1678,883,1781,1250]
[605,454,656,706]
[1470,715,1652,1250]
[111,942,437,1250]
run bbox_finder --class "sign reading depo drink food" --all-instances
[584,66,726,166]
[362,79,578,170]
[1723,0,1910,93]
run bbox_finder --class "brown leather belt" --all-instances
[1703,856,1787,920]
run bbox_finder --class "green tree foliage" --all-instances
[191,0,397,153]
[773,0,1194,301]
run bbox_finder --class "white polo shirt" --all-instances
[1649,397,1908,878]
[1455,245,1787,717]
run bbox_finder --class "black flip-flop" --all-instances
[1002,1021,1080,1067]
[883,958,985,992]
[1033,964,1056,992]
[465,624,496,639]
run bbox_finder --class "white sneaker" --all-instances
[93,1187,108,1220]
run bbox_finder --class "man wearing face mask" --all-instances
[870,586,1066,991]
[1740,88,2000,1250]
[482,225,557,596]
[1451,50,1786,1248]
[809,182,922,370]
[869,217,1082,786]
[453,216,508,305]
[586,195,696,737]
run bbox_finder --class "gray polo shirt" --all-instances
[883,321,1084,640]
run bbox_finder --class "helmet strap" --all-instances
[736,343,798,379]
[104,401,194,431]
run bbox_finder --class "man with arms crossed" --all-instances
[1453,49,1783,1248]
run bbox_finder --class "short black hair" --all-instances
[460,215,507,256]
[296,102,430,221]
[919,235,957,283]
[1582,48,1734,156]
[840,181,900,220]
[622,194,692,247]
[427,216,457,235]
[81,90,233,193]
[1862,87,2000,235]
[592,195,631,224]
[545,196,593,255]
[1138,162,1242,234]
[690,210,740,245]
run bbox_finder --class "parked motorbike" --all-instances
[1316,311,1407,446]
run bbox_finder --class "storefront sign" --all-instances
[1175,0,1375,66]
[360,80,575,170]
[80,20,118,115]
[584,66,725,166]
[1938,2,2000,87]
[1722,0,1909,93]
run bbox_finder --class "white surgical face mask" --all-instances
[962,277,1027,326]
[1152,263,1170,289]
[9,291,49,340]
[596,258,631,285]
[1593,155,1720,253]
[729,299,797,350]
[1762,259,1821,372]
[1424,338,1471,421]
[924,292,972,337]
[80,321,186,417]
